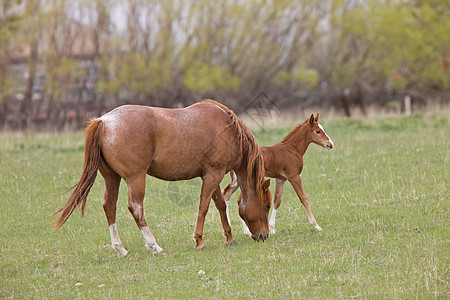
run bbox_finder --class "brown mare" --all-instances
[222,114,333,235]
[53,100,271,256]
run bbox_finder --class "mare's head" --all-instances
[238,179,272,241]
[308,114,334,150]
[213,99,272,241]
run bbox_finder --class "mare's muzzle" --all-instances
[252,231,269,242]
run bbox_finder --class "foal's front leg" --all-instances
[237,193,252,237]
[222,171,239,226]
[288,175,322,231]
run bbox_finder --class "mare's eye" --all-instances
[266,205,270,210]
[315,130,321,134]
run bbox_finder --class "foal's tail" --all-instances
[52,119,104,230]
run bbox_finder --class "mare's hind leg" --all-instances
[288,175,322,231]
[222,171,239,227]
[99,160,129,257]
[269,179,286,235]
[212,187,237,246]
[126,174,164,254]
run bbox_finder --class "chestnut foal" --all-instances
[223,114,333,235]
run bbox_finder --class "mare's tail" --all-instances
[52,119,104,230]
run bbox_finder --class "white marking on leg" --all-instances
[309,216,322,231]
[269,208,277,235]
[109,223,128,257]
[241,218,251,237]
[225,200,231,227]
[141,226,164,254]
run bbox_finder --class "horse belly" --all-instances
[147,155,204,181]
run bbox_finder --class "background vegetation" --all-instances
[0,113,448,298]
[0,0,449,130]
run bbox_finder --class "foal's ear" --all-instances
[263,179,271,190]
[315,113,319,122]
[309,114,315,125]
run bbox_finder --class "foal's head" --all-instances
[308,114,334,150]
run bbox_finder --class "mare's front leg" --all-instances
[126,174,165,254]
[212,187,237,246]
[269,179,286,235]
[288,175,322,231]
[193,170,226,249]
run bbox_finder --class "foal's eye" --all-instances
[315,130,321,134]
[266,205,270,210]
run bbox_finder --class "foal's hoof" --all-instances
[226,239,238,246]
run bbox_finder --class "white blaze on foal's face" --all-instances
[318,123,334,150]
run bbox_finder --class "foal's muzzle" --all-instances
[252,231,269,242]
[326,143,333,150]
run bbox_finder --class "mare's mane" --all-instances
[203,100,265,201]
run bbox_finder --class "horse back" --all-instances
[99,103,241,181]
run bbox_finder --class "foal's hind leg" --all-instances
[126,174,164,254]
[212,187,237,246]
[288,175,322,231]
[99,160,129,257]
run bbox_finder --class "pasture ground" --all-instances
[0,113,448,298]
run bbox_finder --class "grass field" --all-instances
[0,113,448,298]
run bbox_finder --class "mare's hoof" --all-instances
[226,239,238,246]
[194,243,206,250]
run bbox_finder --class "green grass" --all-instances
[0,113,448,298]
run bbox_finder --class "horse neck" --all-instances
[282,123,311,156]
[235,169,256,204]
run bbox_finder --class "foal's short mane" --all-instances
[281,119,309,143]
[203,100,265,201]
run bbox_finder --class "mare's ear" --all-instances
[309,114,315,126]
[263,179,271,190]
[315,113,319,122]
